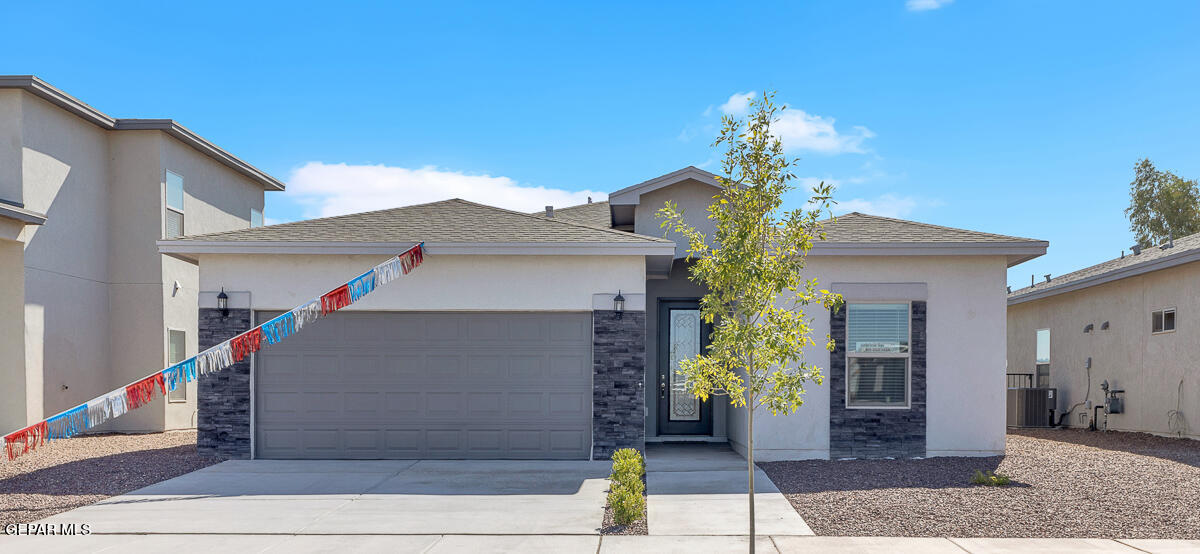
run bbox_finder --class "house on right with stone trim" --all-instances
[159,166,1047,461]
[1008,232,1200,438]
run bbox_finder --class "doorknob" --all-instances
[659,374,666,399]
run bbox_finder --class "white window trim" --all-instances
[1152,307,1177,335]
[845,301,912,410]
[165,170,185,239]
[166,327,188,403]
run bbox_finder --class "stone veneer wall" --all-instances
[829,301,927,459]
[198,308,252,458]
[592,310,646,459]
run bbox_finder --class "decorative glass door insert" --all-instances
[668,309,701,421]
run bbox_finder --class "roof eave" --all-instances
[0,76,285,191]
[157,240,676,257]
[811,241,1048,267]
[1008,247,1200,305]
[0,202,47,225]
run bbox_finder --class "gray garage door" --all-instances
[254,311,593,460]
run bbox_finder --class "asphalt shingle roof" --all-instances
[175,198,670,244]
[532,201,612,228]
[1009,231,1200,299]
[820,212,1040,244]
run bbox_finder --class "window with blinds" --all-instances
[166,171,184,238]
[168,329,186,402]
[846,303,910,408]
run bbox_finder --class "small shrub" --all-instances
[608,448,646,525]
[608,481,646,525]
[971,469,1011,486]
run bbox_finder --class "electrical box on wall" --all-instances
[1105,393,1124,414]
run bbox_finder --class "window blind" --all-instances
[847,303,909,353]
[848,357,907,406]
[166,210,184,239]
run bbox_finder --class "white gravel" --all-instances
[759,429,1200,538]
[0,431,221,526]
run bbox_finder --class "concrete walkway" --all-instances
[644,443,813,536]
[3,534,1198,553]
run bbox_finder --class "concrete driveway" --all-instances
[24,458,610,540]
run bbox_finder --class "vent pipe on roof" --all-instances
[1044,274,1052,283]
[587,196,593,204]
[545,206,554,218]
[1131,244,1142,255]
[1163,232,1174,250]
[1031,274,1035,287]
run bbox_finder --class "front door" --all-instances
[657,300,713,436]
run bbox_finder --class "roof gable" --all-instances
[608,166,721,206]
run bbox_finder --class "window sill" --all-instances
[846,404,911,410]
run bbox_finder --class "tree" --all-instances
[657,92,842,552]
[1126,158,1200,247]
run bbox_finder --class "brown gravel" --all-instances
[759,429,1200,538]
[0,431,222,527]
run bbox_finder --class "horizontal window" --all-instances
[1152,308,1176,334]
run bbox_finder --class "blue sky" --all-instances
[4,1,1199,288]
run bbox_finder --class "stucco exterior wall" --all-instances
[0,237,28,431]
[0,90,21,203]
[1007,261,1200,438]
[19,92,113,422]
[728,255,1010,460]
[195,254,647,311]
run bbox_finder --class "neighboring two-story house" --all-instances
[0,76,283,434]
[159,166,1046,461]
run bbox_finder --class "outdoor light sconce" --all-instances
[1083,323,1094,334]
[613,290,625,319]
[217,288,229,318]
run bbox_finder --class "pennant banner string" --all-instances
[3,243,424,461]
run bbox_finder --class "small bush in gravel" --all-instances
[971,469,1011,486]
[608,448,646,526]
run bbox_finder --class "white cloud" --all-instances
[719,91,757,116]
[834,194,920,218]
[775,108,875,155]
[286,162,605,218]
[906,0,953,11]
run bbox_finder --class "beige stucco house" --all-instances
[159,166,1047,461]
[0,76,283,434]
[1008,232,1200,438]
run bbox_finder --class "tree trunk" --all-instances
[748,397,755,553]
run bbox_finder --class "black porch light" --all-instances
[217,288,229,317]
[613,290,625,319]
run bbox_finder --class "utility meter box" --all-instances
[1105,394,1124,414]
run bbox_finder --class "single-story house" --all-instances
[1008,231,1200,438]
[159,166,1047,461]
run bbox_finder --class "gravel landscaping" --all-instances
[0,431,222,527]
[600,498,648,535]
[760,428,1200,538]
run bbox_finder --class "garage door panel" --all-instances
[255,311,593,460]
